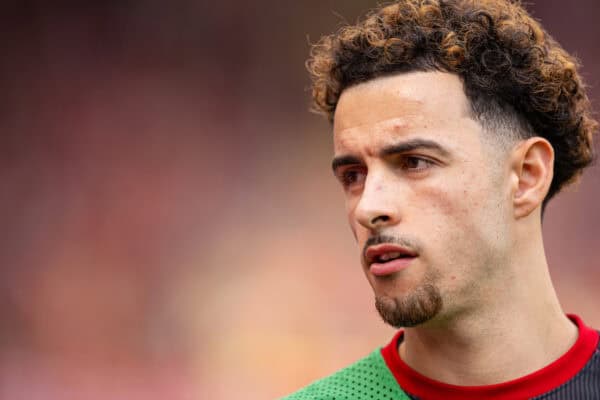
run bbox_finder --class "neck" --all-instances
[399,222,578,386]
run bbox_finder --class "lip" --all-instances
[370,257,415,276]
[364,244,417,277]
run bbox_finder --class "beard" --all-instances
[375,282,443,328]
[364,234,443,328]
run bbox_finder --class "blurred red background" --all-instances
[0,1,599,399]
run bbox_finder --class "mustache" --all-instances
[362,234,421,262]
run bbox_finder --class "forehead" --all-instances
[333,71,477,154]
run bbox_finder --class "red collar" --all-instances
[380,314,599,400]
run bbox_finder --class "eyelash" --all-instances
[400,156,435,172]
[339,168,366,187]
[338,156,435,189]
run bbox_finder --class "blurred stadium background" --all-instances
[0,1,598,399]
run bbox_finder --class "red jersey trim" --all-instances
[380,314,599,400]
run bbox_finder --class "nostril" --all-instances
[371,215,390,225]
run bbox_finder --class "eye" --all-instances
[400,156,434,172]
[338,167,366,189]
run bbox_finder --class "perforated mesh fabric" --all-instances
[281,349,410,400]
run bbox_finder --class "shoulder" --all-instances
[280,349,410,400]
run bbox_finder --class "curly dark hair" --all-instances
[307,0,597,206]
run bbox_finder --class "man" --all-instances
[282,1,599,399]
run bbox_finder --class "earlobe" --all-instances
[511,138,554,219]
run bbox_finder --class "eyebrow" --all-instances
[379,138,450,158]
[331,138,450,173]
[331,155,362,173]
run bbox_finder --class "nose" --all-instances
[354,170,400,231]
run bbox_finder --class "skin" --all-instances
[332,71,578,385]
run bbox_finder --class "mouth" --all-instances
[365,244,418,277]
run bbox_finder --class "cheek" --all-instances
[421,164,495,222]
[414,174,499,259]
[415,184,474,227]
[422,176,511,289]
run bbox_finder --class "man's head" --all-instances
[308,0,597,328]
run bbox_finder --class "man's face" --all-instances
[332,71,514,328]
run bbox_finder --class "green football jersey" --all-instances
[281,349,410,400]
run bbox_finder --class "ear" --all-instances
[509,137,554,219]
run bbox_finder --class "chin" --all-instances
[375,284,443,328]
